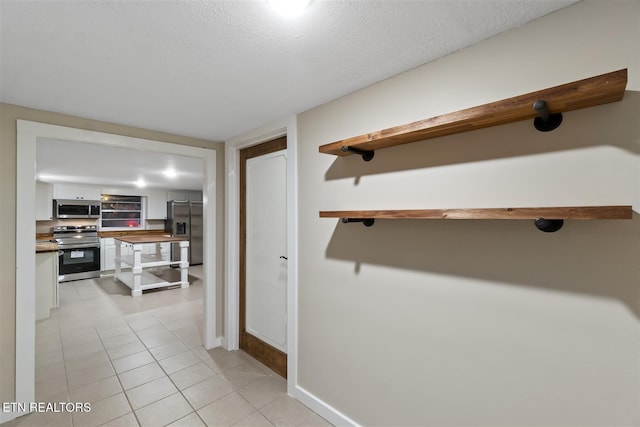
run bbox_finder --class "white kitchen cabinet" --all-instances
[147,190,168,219]
[53,184,101,200]
[101,238,134,272]
[35,181,54,220]
[186,191,203,201]
[142,242,171,256]
[36,251,58,320]
[167,190,202,202]
[101,238,114,271]
[167,190,186,201]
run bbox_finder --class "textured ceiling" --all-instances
[1,0,579,142]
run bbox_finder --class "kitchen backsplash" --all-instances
[36,218,98,234]
[36,218,166,234]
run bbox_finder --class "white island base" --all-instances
[113,235,189,296]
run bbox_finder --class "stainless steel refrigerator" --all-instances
[165,200,203,265]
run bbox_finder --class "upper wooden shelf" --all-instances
[320,206,633,232]
[319,69,628,158]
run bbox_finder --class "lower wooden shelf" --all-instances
[320,206,633,233]
[115,271,173,291]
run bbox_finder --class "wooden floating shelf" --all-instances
[320,206,633,233]
[320,206,632,220]
[319,69,628,158]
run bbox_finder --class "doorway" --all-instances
[15,120,218,413]
[240,136,288,377]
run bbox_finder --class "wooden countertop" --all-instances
[36,242,58,253]
[36,229,167,240]
[99,229,167,238]
[114,235,188,244]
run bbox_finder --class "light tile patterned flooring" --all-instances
[6,266,331,427]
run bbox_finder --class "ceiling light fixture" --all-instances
[163,168,178,179]
[267,0,312,17]
[135,178,146,188]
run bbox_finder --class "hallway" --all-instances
[7,267,330,426]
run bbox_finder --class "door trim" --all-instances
[240,138,287,377]
[224,118,357,427]
[224,116,298,393]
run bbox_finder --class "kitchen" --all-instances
[34,137,206,320]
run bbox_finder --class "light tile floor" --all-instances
[6,266,331,427]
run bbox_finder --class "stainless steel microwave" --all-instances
[54,199,101,219]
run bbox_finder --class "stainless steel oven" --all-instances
[53,225,101,282]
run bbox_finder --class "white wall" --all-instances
[296,1,640,425]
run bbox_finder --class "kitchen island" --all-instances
[113,235,189,296]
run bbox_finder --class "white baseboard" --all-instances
[292,384,360,427]
[205,336,223,350]
[1,411,17,424]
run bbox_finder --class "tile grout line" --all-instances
[151,314,236,427]
[93,322,139,427]
[35,268,298,427]
[84,313,196,425]
[126,313,268,426]
[52,291,185,426]
[58,307,74,427]
[127,313,207,426]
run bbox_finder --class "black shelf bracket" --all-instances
[342,218,375,227]
[533,100,563,132]
[341,217,564,232]
[341,146,374,161]
[534,218,564,233]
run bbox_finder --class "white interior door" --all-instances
[245,149,287,353]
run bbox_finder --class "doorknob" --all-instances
[279,256,288,260]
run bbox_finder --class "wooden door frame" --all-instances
[239,136,288,377]
[224,117,298,392]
